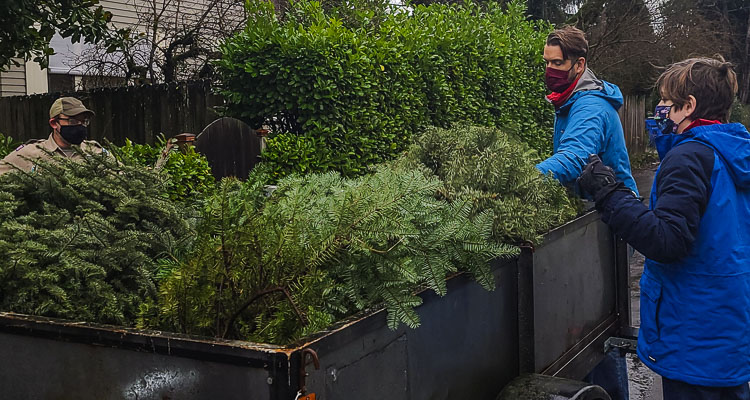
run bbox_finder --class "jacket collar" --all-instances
[42,132,69,155]
[556,68,606,112]
[653,131,693,160]
[653,121,722,161]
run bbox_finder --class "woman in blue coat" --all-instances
[579,56,750,400]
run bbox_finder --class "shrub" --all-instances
[730,99,750,127]
[112,137,216,202]
[0,127,576,345]
[0,152,192,325]
[0,133,21,159]
[217,0,552,178]
[402,124,580,244]
[143,125,576,345]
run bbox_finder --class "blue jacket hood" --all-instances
[560,69,623,111]
[656,123,750,190]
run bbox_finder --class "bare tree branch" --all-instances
[66,0,247,87]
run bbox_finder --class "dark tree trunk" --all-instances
[740,10,750,103]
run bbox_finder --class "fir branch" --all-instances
[222,285,307,338]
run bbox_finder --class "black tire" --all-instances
[497,373,611,400]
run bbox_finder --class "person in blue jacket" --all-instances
[538,26,635,400]
[579,56,750,400]
[537,26,638,196]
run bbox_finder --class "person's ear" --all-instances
[576,57,586,74]
[49,118,58,130]
[684,95,697,118]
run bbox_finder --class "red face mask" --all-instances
[545,62,577,93]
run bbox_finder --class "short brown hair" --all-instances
[546,26,588,61]
[656,56,738,122]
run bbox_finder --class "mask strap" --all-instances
[669,104,688,131]
[674,116,690,132]
[568,58,581,73]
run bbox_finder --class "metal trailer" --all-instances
[0,210,634,400]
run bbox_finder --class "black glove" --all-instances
[577,154,633,206]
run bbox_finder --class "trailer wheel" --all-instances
[496,373,611,400]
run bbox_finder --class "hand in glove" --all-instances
[577,154,634,206]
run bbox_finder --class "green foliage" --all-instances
[113,138,162,165]
[730,99,750,127]
[112,137,216,202]
[160,146,216,202]
[142,164,516,344]
[402,124,580,244]
[0,0,128,70]
[629,149,659,170]
[0,125,576,346]
[0,133,21,159]
[217,0,553,179]
[0,151,192,325]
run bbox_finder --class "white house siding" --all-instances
[0,60,27,97]
[99,0,140,27]
[99,0,245,30]
[3,0,246,95]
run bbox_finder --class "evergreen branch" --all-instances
[83,218,108,248]
[222,285,307,338]
[52,222,81,261]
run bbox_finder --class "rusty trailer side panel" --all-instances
[0,313,293,399]
[299,210,622,399]
[300,258,520,400]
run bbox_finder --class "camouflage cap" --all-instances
[49,97,95,119]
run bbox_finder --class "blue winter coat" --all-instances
[536,69,638,195]
[598,123,750,386]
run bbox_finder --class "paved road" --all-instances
[628,247,663,400]
[627,165,663,400]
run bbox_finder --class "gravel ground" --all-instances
[628,246,662,400]
[627,166,663,400]
[627,352,662,400]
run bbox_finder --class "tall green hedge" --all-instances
[217,0,553,178]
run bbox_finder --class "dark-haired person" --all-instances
[537,25,635,400]
[579,57,750,400]
[0,97,107,175]
[537,26,638,195]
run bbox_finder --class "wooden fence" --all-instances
[2,84,651,165]
[0,80,225,145]
[619,94,648,155]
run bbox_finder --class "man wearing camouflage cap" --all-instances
[0,97,107,175]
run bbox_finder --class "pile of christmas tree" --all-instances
[0,125,578,344]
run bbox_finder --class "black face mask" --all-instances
[59,125,87,145]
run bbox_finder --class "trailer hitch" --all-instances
[604,336,637,354]
[295,348,320,400]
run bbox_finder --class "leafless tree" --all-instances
[67,0,247,87]
[565,0,735,94]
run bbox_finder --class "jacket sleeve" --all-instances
[0,159,12,175]
[0,146,33,175]
[536,99,606,186]
[598,142,714,263]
